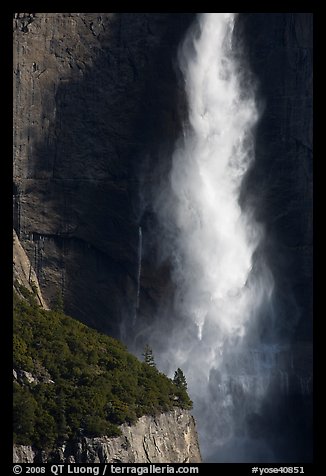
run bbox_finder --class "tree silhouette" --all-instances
[173,368,187,390]
[142,344,156,368]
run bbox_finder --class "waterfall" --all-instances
[147,13,275,462]
[136,226,142,311]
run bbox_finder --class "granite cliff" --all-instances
[13,12,194,336]
[13,13,313,462]
[13,409,201,463]
[12,11,313,347]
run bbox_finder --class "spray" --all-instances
[149,13,275,461]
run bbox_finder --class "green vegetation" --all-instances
[142,344,156,368]
[53,290,64,313]
[13,285,192,451]
[173,368,188,390]
[173,368,190,406]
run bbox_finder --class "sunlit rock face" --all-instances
[13,409,202,463]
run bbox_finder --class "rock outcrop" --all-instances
[13,229,48,308]
[13,445,35,464]
[13,409,201,463]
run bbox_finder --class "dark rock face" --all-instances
[234,13,313,462]
[13,13,195,335]
[238,13,313,341]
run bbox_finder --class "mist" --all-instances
[155,12,275,461]
[129,13,306,462]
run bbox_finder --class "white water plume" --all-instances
[151,13,275,461]
[169,13,263,341]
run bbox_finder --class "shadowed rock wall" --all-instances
[13,13,194,335]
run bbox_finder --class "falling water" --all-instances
[148,13,276,461]
[136,226,142,311]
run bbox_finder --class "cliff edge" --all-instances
[14,409,201,463]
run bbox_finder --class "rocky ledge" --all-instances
[13,409,202,463]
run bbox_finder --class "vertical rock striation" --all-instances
[13,409,202,463]
[234,13,313,461]
[237,13,313,342]
[13,12,194,336]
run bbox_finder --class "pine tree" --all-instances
[172,368,192,409]
[173,368,188,390]
[142,344,156,368]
